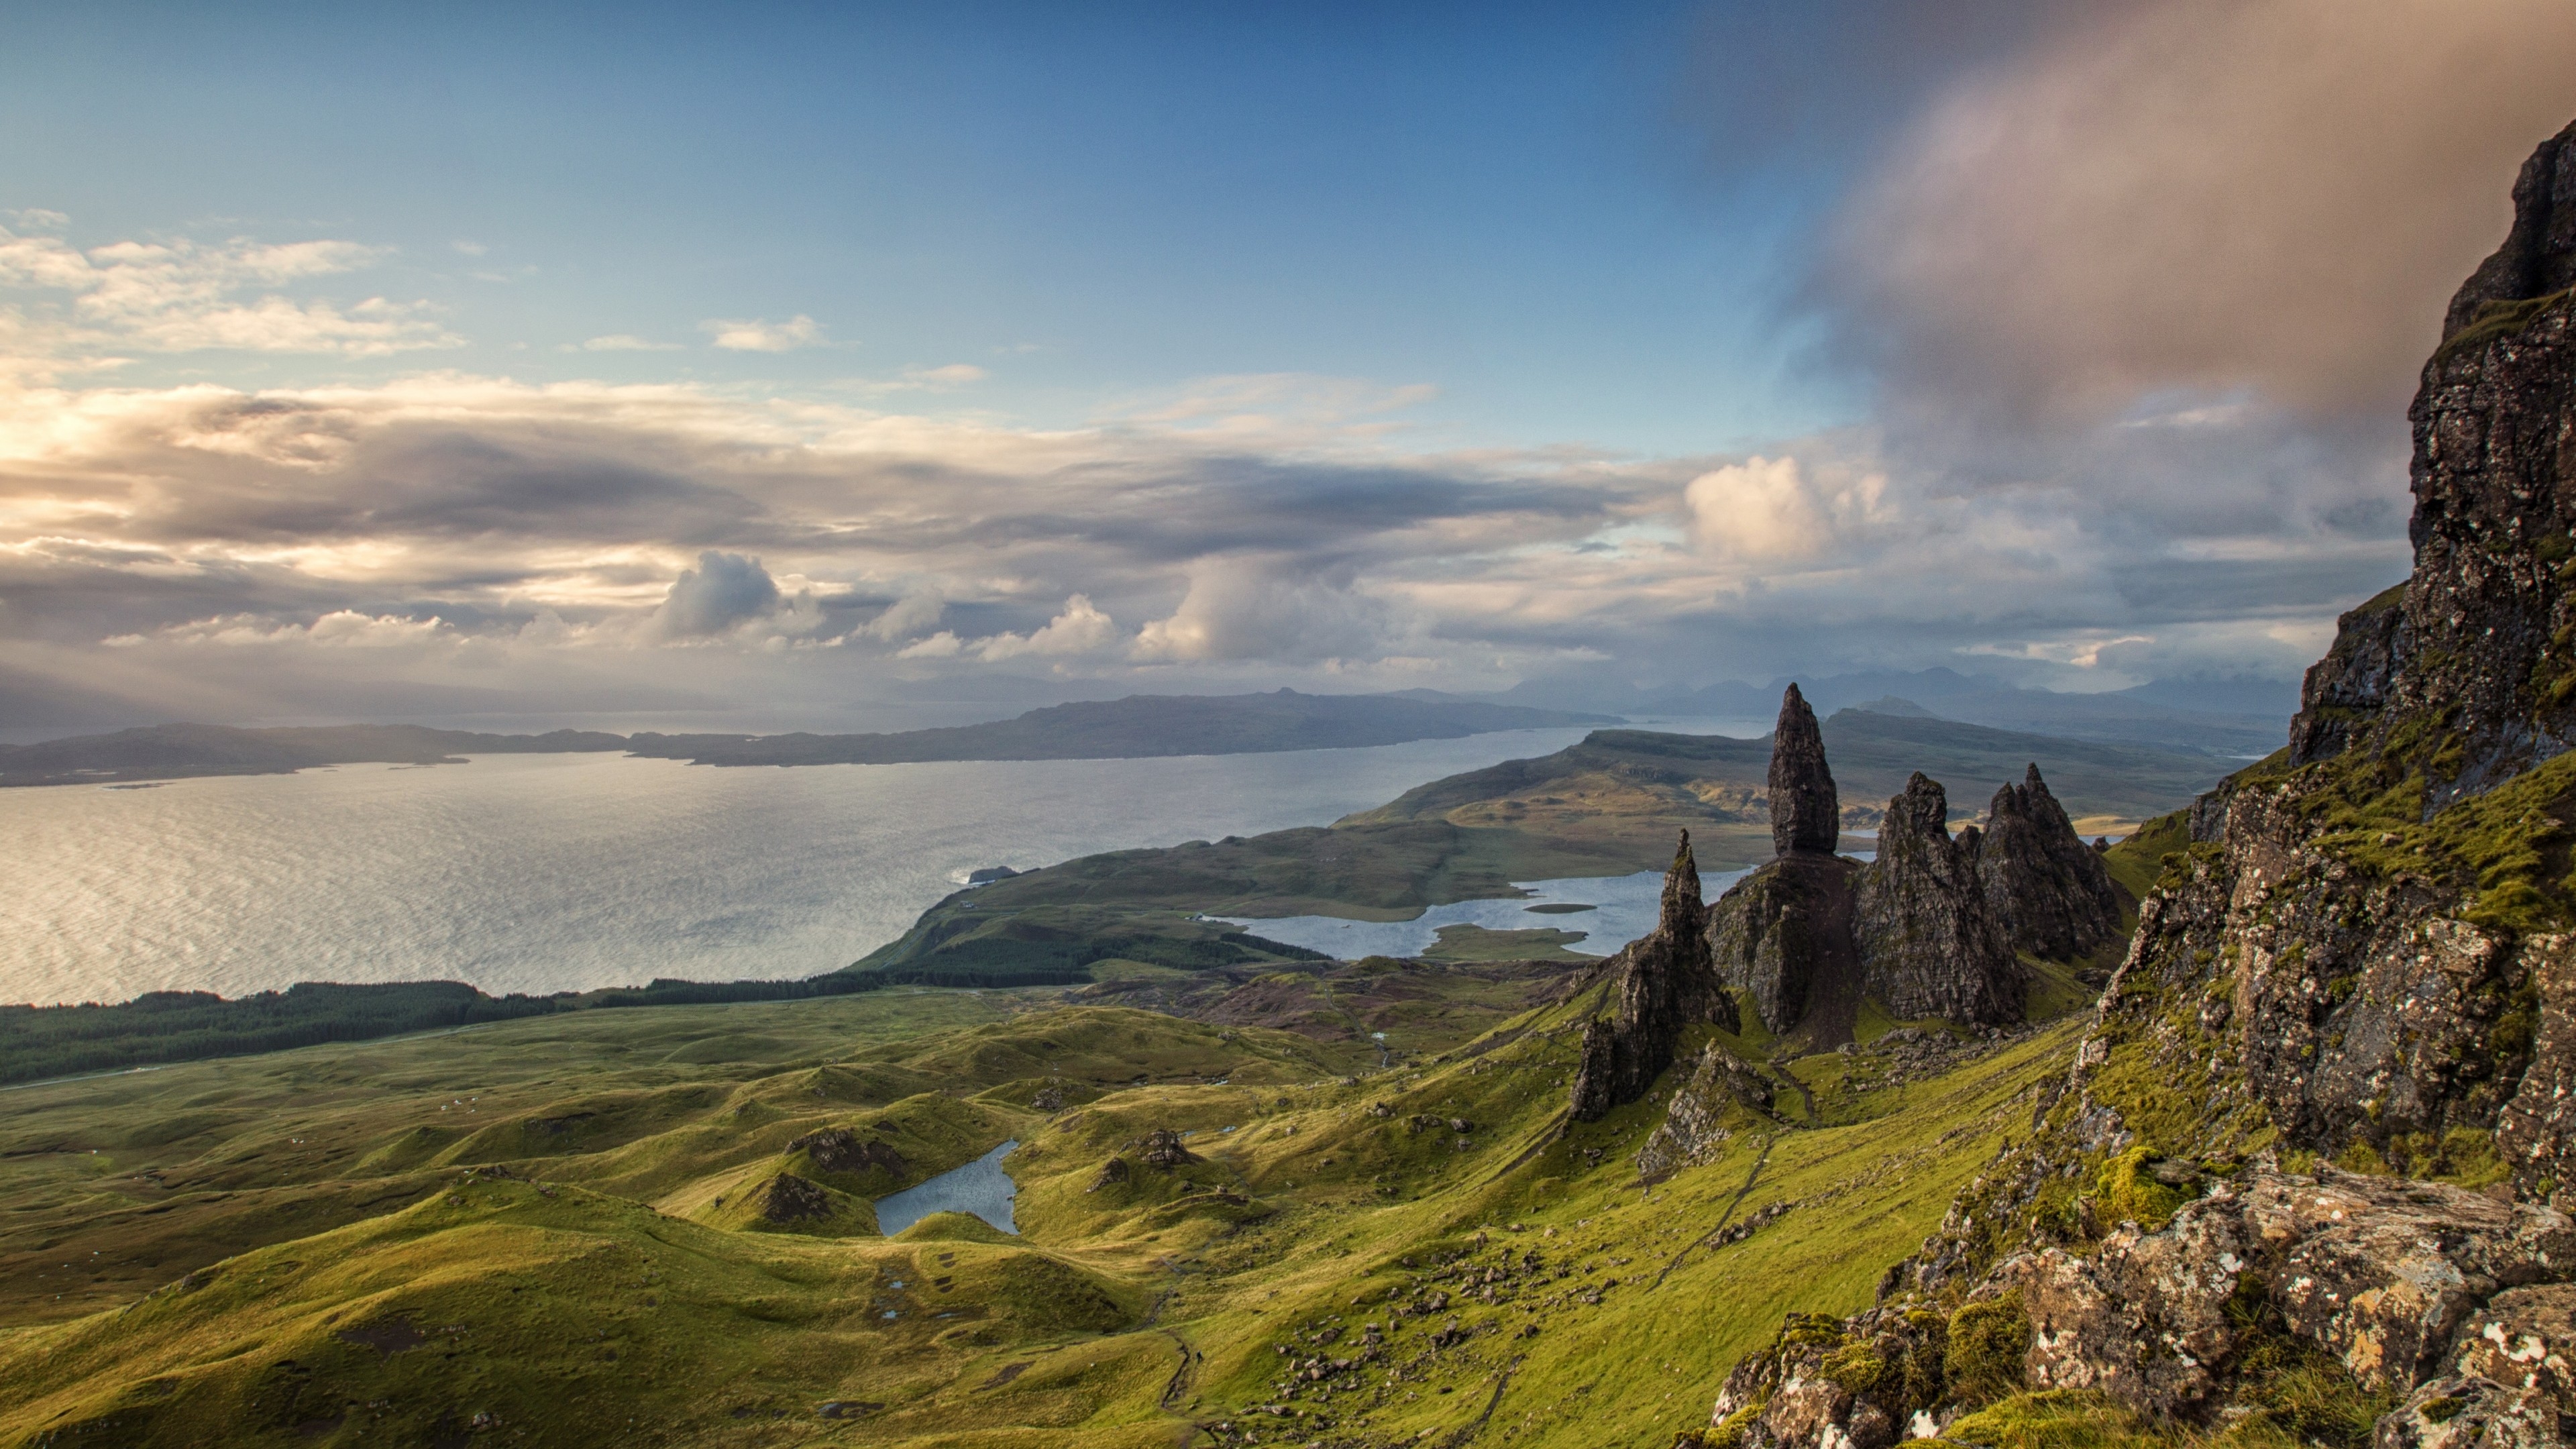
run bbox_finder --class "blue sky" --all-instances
[0,2,1849,451]
[1,1,2572,734]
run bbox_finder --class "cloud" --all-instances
[702,314,824,352]
[119,609,455,649]
[1821,0,2576,421]
[651,551,782,639]
[910,363,985,385]
[973,594,1120,661]
[0,223,462,363]
[894,631,963,659]
[1684,454,1888,562]
[861,590,945,641]
[1130,562,1391,663]
[578,334,683,352]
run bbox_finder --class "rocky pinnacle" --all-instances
[1768,684,1839,855]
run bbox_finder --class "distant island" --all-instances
[0,689,1619,788]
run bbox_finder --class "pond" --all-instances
[875,1140,1020,1236]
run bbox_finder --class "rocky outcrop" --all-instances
[1770,684,1841,855]
[1855,773,2021,1025]
[751,1173,837,1224]
[2290,118,2576,803]
[787,1128,908,1180]
[1570,833,1737,1120]
[1141,1129,1197,1169]
[1701,1169,2576,1449]
[1976,764,2123,962]
[1636,1041,1779,1181]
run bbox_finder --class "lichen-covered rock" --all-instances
[1141,1130,1196,1169]
[1977,764,2124,963]
[1705,1306,1945,1449]
[1854,773,2021,1025]
[2004,1181,2250,1417]
[1570,833,1738,1120]
[2248,1172,2576,1389]
[2497,941,2576,1207]
[2377,1375,2565,1449]
[2451,1283,2576,1411]
[1770,684,1841,855]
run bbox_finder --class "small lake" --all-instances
[1217,866,1758,961]
[876,1140,1019,1236]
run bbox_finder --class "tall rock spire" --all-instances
[1768,684,1840,855]
[1568,829,1735,1122]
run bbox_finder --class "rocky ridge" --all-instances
[1686,116,2576,1449]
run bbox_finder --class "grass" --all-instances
[0,949,2097,1449]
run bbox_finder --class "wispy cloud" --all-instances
[576,334,684,352]
[0,222,462,365]
[702,314,825,352]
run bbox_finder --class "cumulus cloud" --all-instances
[1131,562,1391,663]
[652,551,783,640]
[1684,455,1888,562]
[973,595,1120,661]
[1823,0,2576,421]
[702,315,824,352]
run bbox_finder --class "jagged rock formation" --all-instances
[1854,773,2021,1024]
[1770,684,1841,855]
[749,1173,836,1224]
[1976,764,2123,961]
[1709,852,1864,1038]
[1699,119,2576,1449]
[2288,117,2576,802]
[1569,833,1737,1121]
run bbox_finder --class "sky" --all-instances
[3,0,2574,735]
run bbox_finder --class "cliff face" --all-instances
[2292,118,2576,804]
[1696,117,2576,1449]
[1854,773,2021,1025]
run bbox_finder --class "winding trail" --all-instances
[1650,1134,1774,1291]
[1438,1356,1523,1449]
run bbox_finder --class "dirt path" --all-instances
[1649,1135,1774,1291]
[1438,1356,1523,1449]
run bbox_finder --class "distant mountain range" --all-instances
[0,690,1619,788]
[1426,666,2299,756]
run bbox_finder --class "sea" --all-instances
[0,719,1768,1008]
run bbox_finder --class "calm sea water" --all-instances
[0,725,1756,1008]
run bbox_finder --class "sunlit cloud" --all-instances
[702,314,825,352]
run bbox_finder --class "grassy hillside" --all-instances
[0,943,2099,1449]
[855,714,2228,983]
